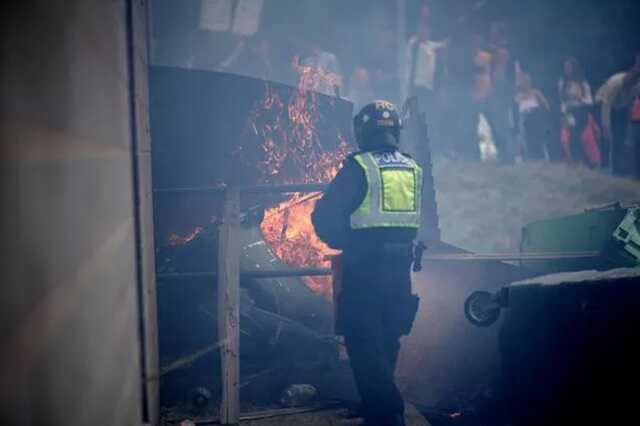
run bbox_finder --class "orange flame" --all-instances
[168,59,349,299]
[167,61,349,299]
[168,226,204,246]
[251,60,350,298]
[261,194,337,298]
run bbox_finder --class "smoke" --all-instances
[148,0,640,408]
[152,0,640,89]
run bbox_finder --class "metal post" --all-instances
[126,0,160,423]
[217,187,241,425]
[396,0,406,102]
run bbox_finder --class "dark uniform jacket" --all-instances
[311,146,417,261]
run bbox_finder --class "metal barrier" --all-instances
[155,183,330,424]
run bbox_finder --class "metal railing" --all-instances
[155,182,329,424]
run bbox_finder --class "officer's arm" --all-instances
[311,157,366,249]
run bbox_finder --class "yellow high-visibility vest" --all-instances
[350,151,423,229]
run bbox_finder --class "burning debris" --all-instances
[168,226,205,247]
[245,60,353,297]
[163,60,351,298]
[261,194,337,298]
[150,65,357,411]
[247,58,349,185]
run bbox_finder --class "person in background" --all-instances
[440,29,484,160]
[471,33,493,105]
[595,70,624,172]
[484,21,516,164]
[558,57,595,165]
[625,51,640,178]
[470,33,494,160]
[515,71,551,160]
[370,27,401,104]
[596,51,640,175]
[347,67,376,113]
[298,36,344,97]
[403,2,447,124]
[219,34,274,81]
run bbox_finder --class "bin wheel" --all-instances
[465,291,501,327]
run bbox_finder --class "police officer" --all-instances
[312,100,422,426]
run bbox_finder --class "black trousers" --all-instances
[339,255,413,425]
[523,108,553,161]
[611,107,630,175]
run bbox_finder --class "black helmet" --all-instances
[353,100,402,150]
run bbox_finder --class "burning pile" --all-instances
[167,226,203,247]
[249,57,348,184]
[260,193,332,296]
[250,59,350,297]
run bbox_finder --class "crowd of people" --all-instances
[194,0,640,178]
[391,2,640,178]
